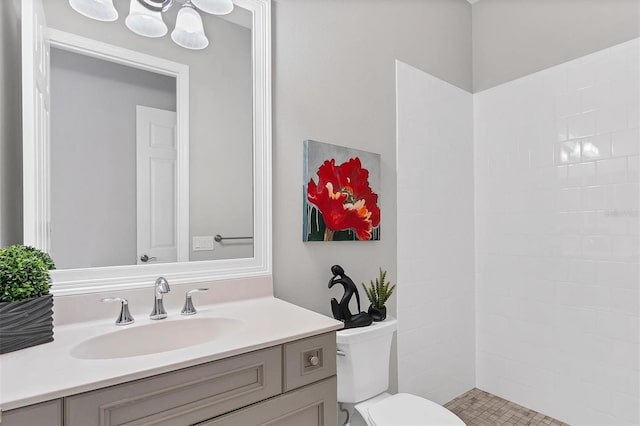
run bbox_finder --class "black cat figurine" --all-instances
[328,265,373,329]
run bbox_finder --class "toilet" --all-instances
[336,318,465,426]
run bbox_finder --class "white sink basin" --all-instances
[70,317,242,359]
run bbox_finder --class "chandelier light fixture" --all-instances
[68,0,235,50]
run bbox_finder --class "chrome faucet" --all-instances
[150,276,171,320]
[181,288,209,316]
[101,297,135,325]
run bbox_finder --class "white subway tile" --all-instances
[556,165,569,187]
[556,91,581,117]
[628,215,639,236]
[582,236,612,260]
[598,210,631,235]
[567,161,597,187]
[561,235,582,257]
[612,128,640,157]
[568,111,597,139]
[583,134,612,159]
[556,140,582,164]
[581,185,613,211]
[628,156,639,181]
[558,187,582,211]
[557,211,582,235]
[556,117,569,142]
[580,82,611,113]
[556,281,585,306]
[596,157,628,184]
[610,235,639,261]
[584,285,611,310]
[628,104,639,128]
[597,105,629,135]
[580,379,614,415]
[582,211,600,234]
[567,62,596,91]
[589,365,632,394]
[596,261,639,289]
[569,259,599,284]
[541,66,568,94]
[529,143,555,168]
[612,392,640,424]
[577,408,617,425]
[613,183,640,210]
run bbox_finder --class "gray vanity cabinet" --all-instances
[5,332,336,426]
[198,377,337,426]
[65,346,283,426]
[1,399,63,426]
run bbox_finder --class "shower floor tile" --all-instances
[444,388,568,426]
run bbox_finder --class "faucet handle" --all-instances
[101,297,135,326]
[181,288,209,316]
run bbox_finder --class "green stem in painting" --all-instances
[324,229,334,241]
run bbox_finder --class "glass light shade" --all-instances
[171,6,209,50]
[125,0,168,38]
[191,0,233,15]
[69,0,118,22]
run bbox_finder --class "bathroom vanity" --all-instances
[0,297,342,426]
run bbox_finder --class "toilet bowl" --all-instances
[336,318,465,426]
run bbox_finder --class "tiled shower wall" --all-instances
[396,61,475,405]
[475,39,639,425]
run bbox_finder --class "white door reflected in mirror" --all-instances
[136,106,180,266]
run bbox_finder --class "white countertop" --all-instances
[0,297,343,412]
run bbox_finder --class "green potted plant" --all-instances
[0,245,56,354]
[361,268,396,322]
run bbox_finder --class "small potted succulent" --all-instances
[361,268,396,322]
[0,245,56,354]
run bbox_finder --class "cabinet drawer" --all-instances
[283,332,336,392]
[1,399,63,426]
[65,346,282,426]
[197,376,337,426]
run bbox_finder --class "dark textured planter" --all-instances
[0,294,54,354]
[368,305,387,322]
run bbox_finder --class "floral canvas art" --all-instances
[303,140,381,241]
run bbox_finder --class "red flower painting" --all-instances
[307,157,380,241]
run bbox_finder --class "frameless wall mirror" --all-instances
[21,0,271,295]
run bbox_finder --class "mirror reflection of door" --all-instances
[50,48,177,269]
[136,106,178,265]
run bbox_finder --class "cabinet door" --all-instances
[1,399,63,426]
[283,332,336,391]
[199,376,337,426]
[65,347,281,426]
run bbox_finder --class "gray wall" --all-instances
[50,48,176,269]
[272,0,471,332]
[271,0,472,394]
[43,0,253,262]
[0,0,22,248]
[472,0,640,91]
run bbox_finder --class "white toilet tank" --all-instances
[336,318,397,403]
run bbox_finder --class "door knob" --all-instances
[140,254,157,263]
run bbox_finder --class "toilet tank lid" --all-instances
[368,393,465,426]
[336,317,397,344]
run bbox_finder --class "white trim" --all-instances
[24,0,272,295]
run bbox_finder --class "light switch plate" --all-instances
[193,236,215,251]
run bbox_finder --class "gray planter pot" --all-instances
[0,294,54,354]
